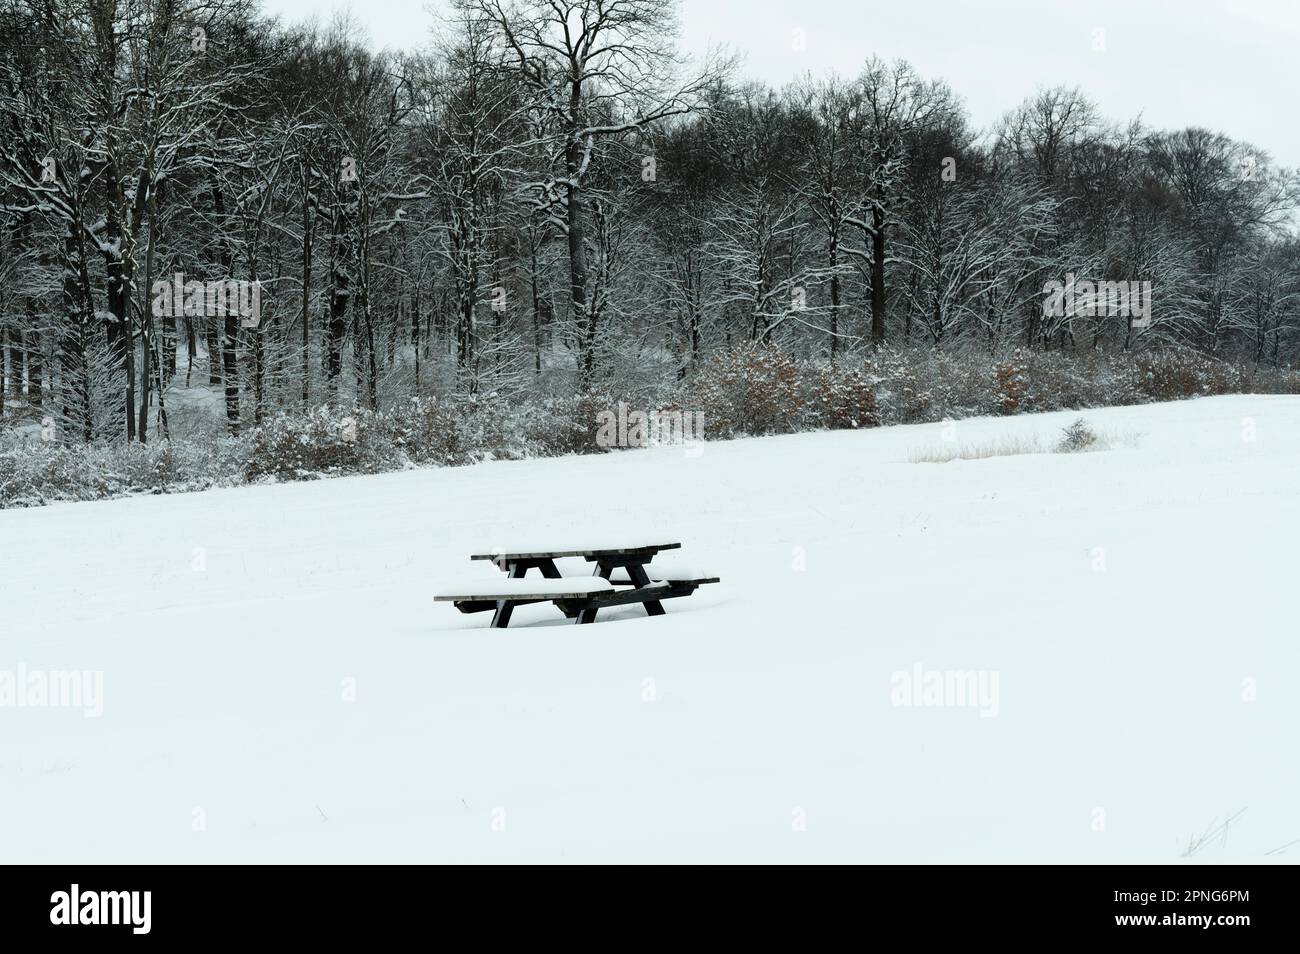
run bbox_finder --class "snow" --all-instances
[1,394,1297,863]
[608,563,716,583]
[434,577,614,600]
[470,539,681,558]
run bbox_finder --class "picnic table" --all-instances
[435,541,718,628]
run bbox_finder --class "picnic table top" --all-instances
[470,541,681,561]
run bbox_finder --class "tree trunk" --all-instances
[184,316,196,386]
[326,206,350,397]
[828,226,841,357]
[301,177,313,405]
[223,312,239,431]
[138,186,158,442]
[207,322,221,385]
[870,201,886,345]
[531,241,542,373]
[162,309,176,385]
[412,289,421,390]
[10,327,24,400]
[211,180,239,430]
[565,138,594,385]
[60,224,93,441]
[138,308,152,442]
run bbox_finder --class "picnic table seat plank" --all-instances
[607,564,719,585]
[434,577,615,602]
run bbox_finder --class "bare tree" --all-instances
[463,0,726,384]
[843,57,956,346]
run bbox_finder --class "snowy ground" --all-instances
[2,395,1297,863]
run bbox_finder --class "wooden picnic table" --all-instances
[470,542,681,626]
[436,542,717,628]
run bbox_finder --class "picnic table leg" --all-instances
[625,562,667,616]
[491,562,527,628]
[537,558,561,579]
[576,563,612,624]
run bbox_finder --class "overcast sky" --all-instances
[259,0,1299,169]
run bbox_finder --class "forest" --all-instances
[1,0,1297,482]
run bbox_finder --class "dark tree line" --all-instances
[2,0,1297,443]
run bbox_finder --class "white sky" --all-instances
[258,0,1300,169]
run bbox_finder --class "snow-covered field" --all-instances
[2,395,1297,863]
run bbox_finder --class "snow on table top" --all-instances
[469,538,681,559]
[434,577,614,600]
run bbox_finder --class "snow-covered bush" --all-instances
[1056,418,1099,453]
[994,349,1030,414]
[241,392,614,484]
[1133,348,1244,401]
[1242,365,1300,394]
[1021,350,1130,410]
[870,349,934,424]
[5,341,1300,511]
[805,362,879,429]
[0,444,113,507]
[689,343,803,437]
[520,392,613,457]
[451,395,524,461]
[927,350,997,419]
[110,438,238,493]
[243,406,401,482]
[0,434,241,508]
[371,397,475,466]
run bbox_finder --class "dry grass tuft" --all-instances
[908,435,1046,463]
[910,422,1142,463]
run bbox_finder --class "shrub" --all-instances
[1056,418,1099,453]
[4,341,1298,511]
[373,397,473,466]
[0,435,240,508]
[929,351,998,419]
[688,342,803,437]
[806,363,879,429]
[1243,365,1300,395]
[870,348,933,424]
[994,349,1029,414]
[521,392,612,457]
[1133,347,1244,401]
[1021,350,1136,411]
[243,406,397,482]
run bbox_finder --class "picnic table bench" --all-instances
[435,541,718,628]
